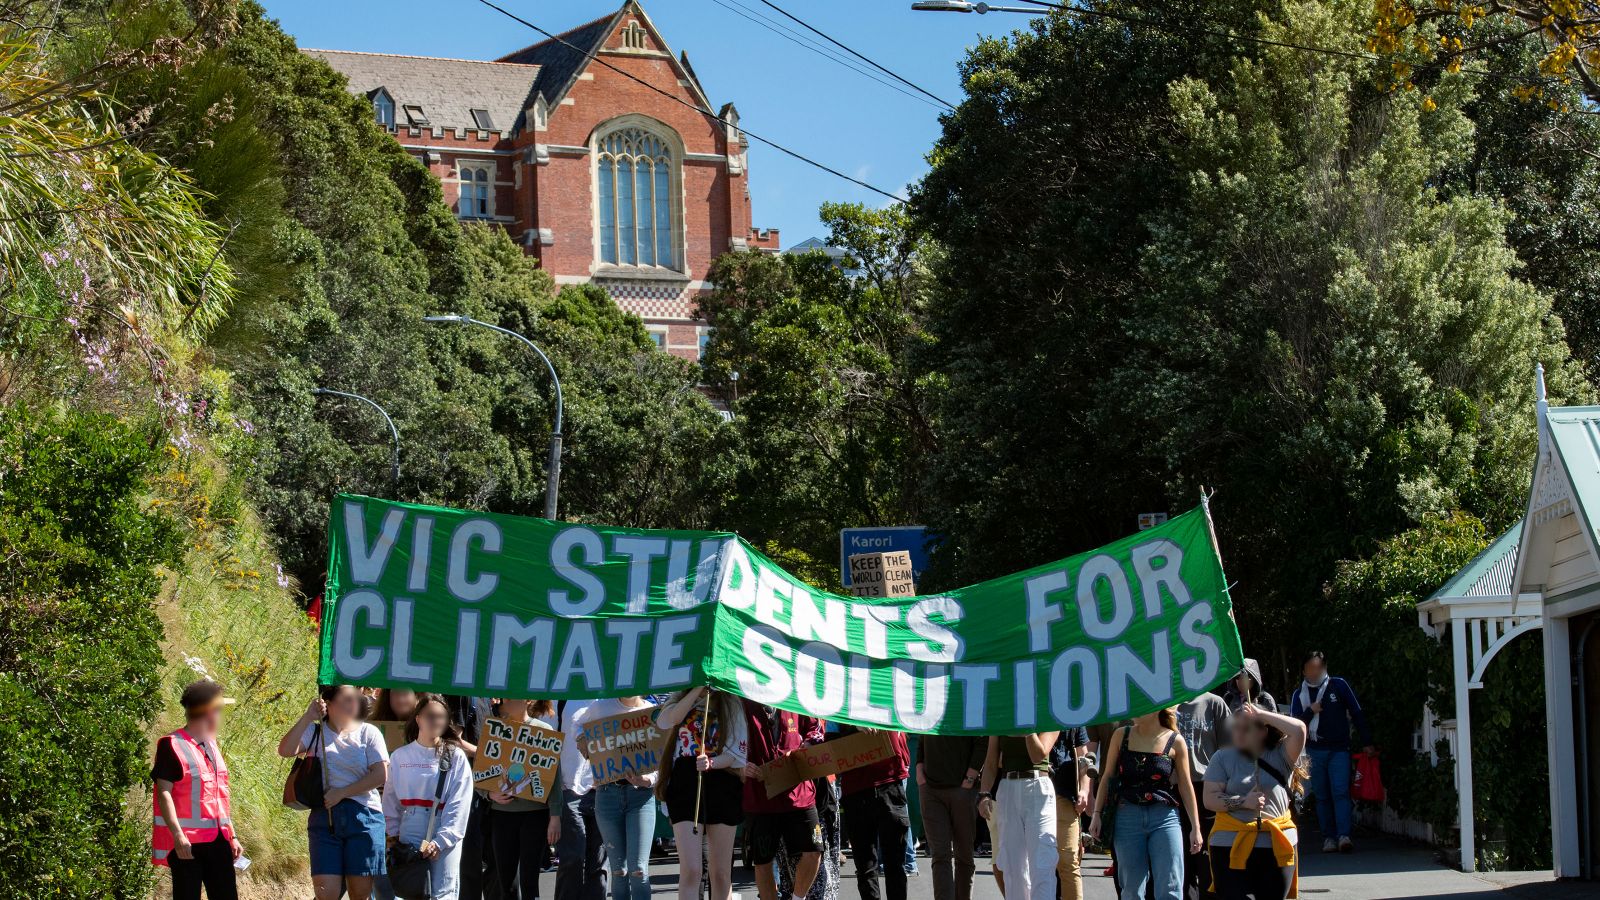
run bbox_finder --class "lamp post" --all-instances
[311,387,401,491]
[424,314,565,520]
[911,1,1041,13]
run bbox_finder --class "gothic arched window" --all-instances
[595,125,677,268]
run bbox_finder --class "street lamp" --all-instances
[311,387,401,491]
[424,314,565,520]
[911,1,1040,13]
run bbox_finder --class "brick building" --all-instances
[308,0,778,360]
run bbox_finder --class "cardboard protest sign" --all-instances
[370,720,408,753]
[761,729,897,798]
[576,707,670,786]
[471,717,562,802]
[847,551,916,598]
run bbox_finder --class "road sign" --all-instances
[839,526,933,588]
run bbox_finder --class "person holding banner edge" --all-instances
[977,729,1059,900]
[655,687,748,900]
[836,725,913,900]
[1088,709,1204,900]
[576,696,659,900]
[277,685,392,900]
[741,700,826,900]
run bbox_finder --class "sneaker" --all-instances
[1321,838,1338,853]
[1339,836,1354,853]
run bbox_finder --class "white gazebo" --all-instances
[1419,365,1600,878]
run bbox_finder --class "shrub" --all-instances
[0,405,179,898]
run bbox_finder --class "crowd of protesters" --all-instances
[152,651,1373,900]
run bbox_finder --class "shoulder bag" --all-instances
[389,746,457,900]
[283,721,327,811]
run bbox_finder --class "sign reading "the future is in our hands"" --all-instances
[320,495,1242,735]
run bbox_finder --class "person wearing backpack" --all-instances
[152,679,241,900]
[1289,652,1375,853]
[384,694,475,900]
[1201,704,1308,900]
[278,684,392,900]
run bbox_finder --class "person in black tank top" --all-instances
[1086,710,1203,900]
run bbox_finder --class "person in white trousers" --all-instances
[977,731,1059,900]
[384,693,476,900]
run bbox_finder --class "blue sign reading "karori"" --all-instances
[838,526,935,588]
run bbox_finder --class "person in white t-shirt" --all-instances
[277,685,392,900]
[384,693,475,900]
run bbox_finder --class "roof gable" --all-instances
[496,1,713,114]
[1510,396,1600,598]
[1430,521,1523,602]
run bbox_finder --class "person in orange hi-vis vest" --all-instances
[152,678,240,899]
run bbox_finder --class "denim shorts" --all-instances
[308,798,386,877]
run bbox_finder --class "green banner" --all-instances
[321,495,1242,734]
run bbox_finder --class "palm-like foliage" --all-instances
[0,6,234,339]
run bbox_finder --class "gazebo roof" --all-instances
[1428,520,1523,603]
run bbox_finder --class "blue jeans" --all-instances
[1308,746,1353,839]
[595,782,656,900]
[1112,803,1181,900]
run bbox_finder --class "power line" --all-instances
[707,0,948,111]
[752,0,957,110]
[470,0,908,203]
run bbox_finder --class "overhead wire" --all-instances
[707,0,949,111]
[751,0,957,110]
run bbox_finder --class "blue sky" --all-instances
[258,0,1034,245]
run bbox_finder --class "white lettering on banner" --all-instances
[738,625,792,703]
[345,502,405,585]
[1050,646,1101,723]
[486,614,554,692]
[549,528,605,615]
[1024,570,1068,652]
[604,619,654,689]
[453,610,481,688]
[1131,539,1192,617]
[1178,603,1221,689]
[1106,634,1172,717]
[448,519,501,602]
[905,597,962,662]
[407,516,435,592]
[893,660,948,731]
[792,591,847,647]
[650,615,699,687]
[334,589,386,678]
[1076,554,1134,639]
[1013,660,1036,728]
[795,641,845,717]
[847,654,893,724]
[389,599,432,682]
[552,621,603,692]
[664,539,723,609]
[717,541,757,610]
[951,664,1000,730]
[613,536,669,614]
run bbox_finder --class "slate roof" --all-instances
[496,9,622,109]
[306,49,540,133]
[1429,520,1523,602]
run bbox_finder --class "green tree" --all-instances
[697,202,936,567]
